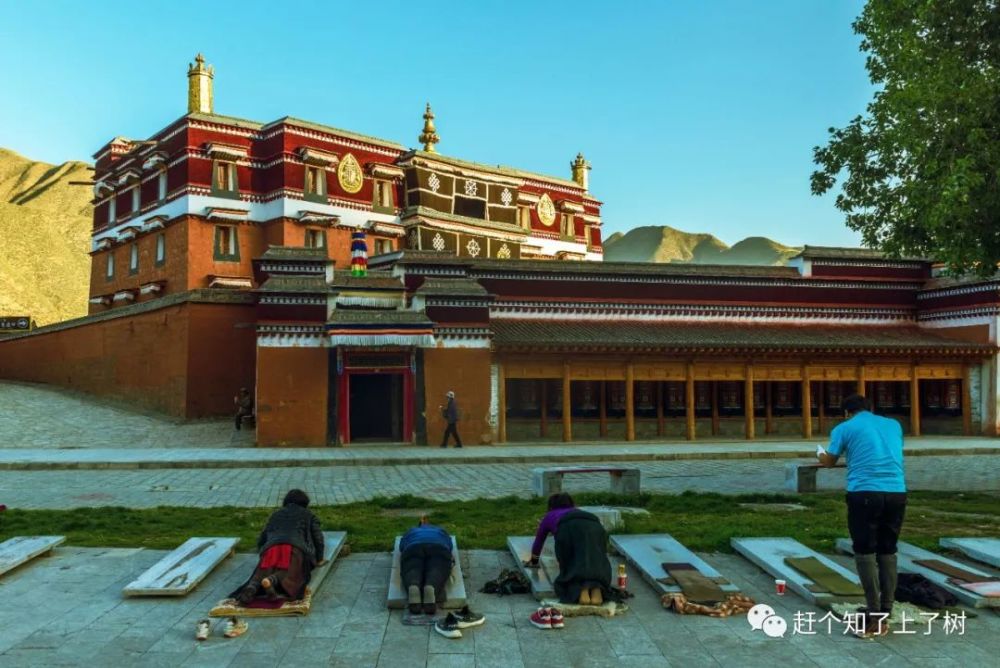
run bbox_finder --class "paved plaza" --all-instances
[0,544,996,668]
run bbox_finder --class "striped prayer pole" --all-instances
[350,230,368,277]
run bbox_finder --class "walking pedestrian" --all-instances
[818,393,906,638]
[439,390,462,448]
[234,387,253,430]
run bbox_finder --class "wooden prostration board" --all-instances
[731,537,863,606]
[507,536,557,600]
[611,534,741,596]
[836,538,1000,609]
[939,537,1000,570]
[0,536,65,578]
[387,536,466,609]
[123,537,240,596]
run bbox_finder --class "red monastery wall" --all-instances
[0,299,256,419]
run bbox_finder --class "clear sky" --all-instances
[0,0,870,247]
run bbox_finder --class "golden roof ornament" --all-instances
[419,103,440,153]
[187,53,215,115]
[571,152,591,191]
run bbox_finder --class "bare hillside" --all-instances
[0,148,92,325]
[603,225,800,266]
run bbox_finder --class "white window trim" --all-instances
[155,234,166,263]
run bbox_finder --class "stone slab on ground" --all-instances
[940,537,1000,569]
[507,536,557,600]
[731,536,863,607]
[123,537,239,596]
[611,534,741,596]
[836,538,1000,609]
[0,535,65,578]
[387,536,467,609]
[577,506,623,532]
[0,545,997,666]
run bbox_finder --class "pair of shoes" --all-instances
[529,607,564,630]
[579,587,603,605]
[224,617,248,638]
[408,585,422,615]
[434,607,486,638]
[195,619,211,641]
[423,585,437,615]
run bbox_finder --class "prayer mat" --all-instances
[538,599,627,618]
[784,557,865,596]
[954,581,1000,598]
[914,559,999,583]
[660,562,727,604]
[209,587,314,617]
[402,611,441,626]
[660,592,755,618]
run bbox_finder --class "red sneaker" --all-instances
[529,607,553,630]
[548,607,565,629]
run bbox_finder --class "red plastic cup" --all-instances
[775,579,786,595]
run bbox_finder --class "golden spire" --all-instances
[187,53,215,114]
[419,103,439,153]
[571,152,591,191]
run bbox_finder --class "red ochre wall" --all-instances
[422,348,494,445]
[0,299,256,419]
[256,346,329,446]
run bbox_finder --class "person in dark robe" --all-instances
[232,489,325,605]
[525,493,613,605]
[234,387,254,430]
[439,391,462,448]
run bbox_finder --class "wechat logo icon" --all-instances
[747,603,787,638]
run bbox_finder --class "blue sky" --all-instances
[0,0,870,247]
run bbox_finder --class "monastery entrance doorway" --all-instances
[348,372,404,442]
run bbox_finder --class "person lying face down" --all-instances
[400,516,454,615]
[231,489,326,605]
[526,493,614,606]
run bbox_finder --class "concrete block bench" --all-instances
[123,537,240,596]
[784,461,845,493]
[532,466,640,497]
[0,536,65,578]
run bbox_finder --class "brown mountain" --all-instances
[0,148,93,325]
[603,225,800,266]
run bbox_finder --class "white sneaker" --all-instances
[195,619,211,641]
[223,617,248,638]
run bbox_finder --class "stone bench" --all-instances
[532,466,640,497]
[784,461,846,493]
[123,537,240,597]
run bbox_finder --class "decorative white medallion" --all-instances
[536,192,556,226]
[500,188,513,206]
[337,153,363,194]
[432,232,446,251]
[496,243,511,259]
[466,239,481,257]
[464,180,478,197]
[428,172,441,193]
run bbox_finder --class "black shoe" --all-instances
[452,605,485,629]
[434,613,462,639]
[235,583,258,605]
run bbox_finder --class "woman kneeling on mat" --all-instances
[401,517,454,615]
[526,492,613,605]
[233,489,325,605]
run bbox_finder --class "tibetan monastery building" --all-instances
[0,56,997,446]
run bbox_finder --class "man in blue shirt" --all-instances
[819,393,907,635]
[400,516,453,615]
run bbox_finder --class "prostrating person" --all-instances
[401,517,454,615]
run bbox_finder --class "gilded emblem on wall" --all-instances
[337,153,364,194]
[536,192,556,226]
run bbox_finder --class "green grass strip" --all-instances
[1,491,997,555]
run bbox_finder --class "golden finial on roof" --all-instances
[419,103,440,153]
[571,152,591,191]
[187,53,215,114]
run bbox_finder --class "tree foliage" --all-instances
[811,0,1000,273]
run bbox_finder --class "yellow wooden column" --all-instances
[802,366,813,439]
[655,382,664,437]
[857,363,867,397]
[625,363,636,442]
[910,363,921,437]
[685,362,696,440]
[744,363,755,440]
[498,362,507,443]
[765,382,773,435]
[962,364,973,436]
[562,363,572,442]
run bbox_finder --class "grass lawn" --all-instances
[1,491,997,555]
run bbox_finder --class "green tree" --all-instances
[811,0,1000,274]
